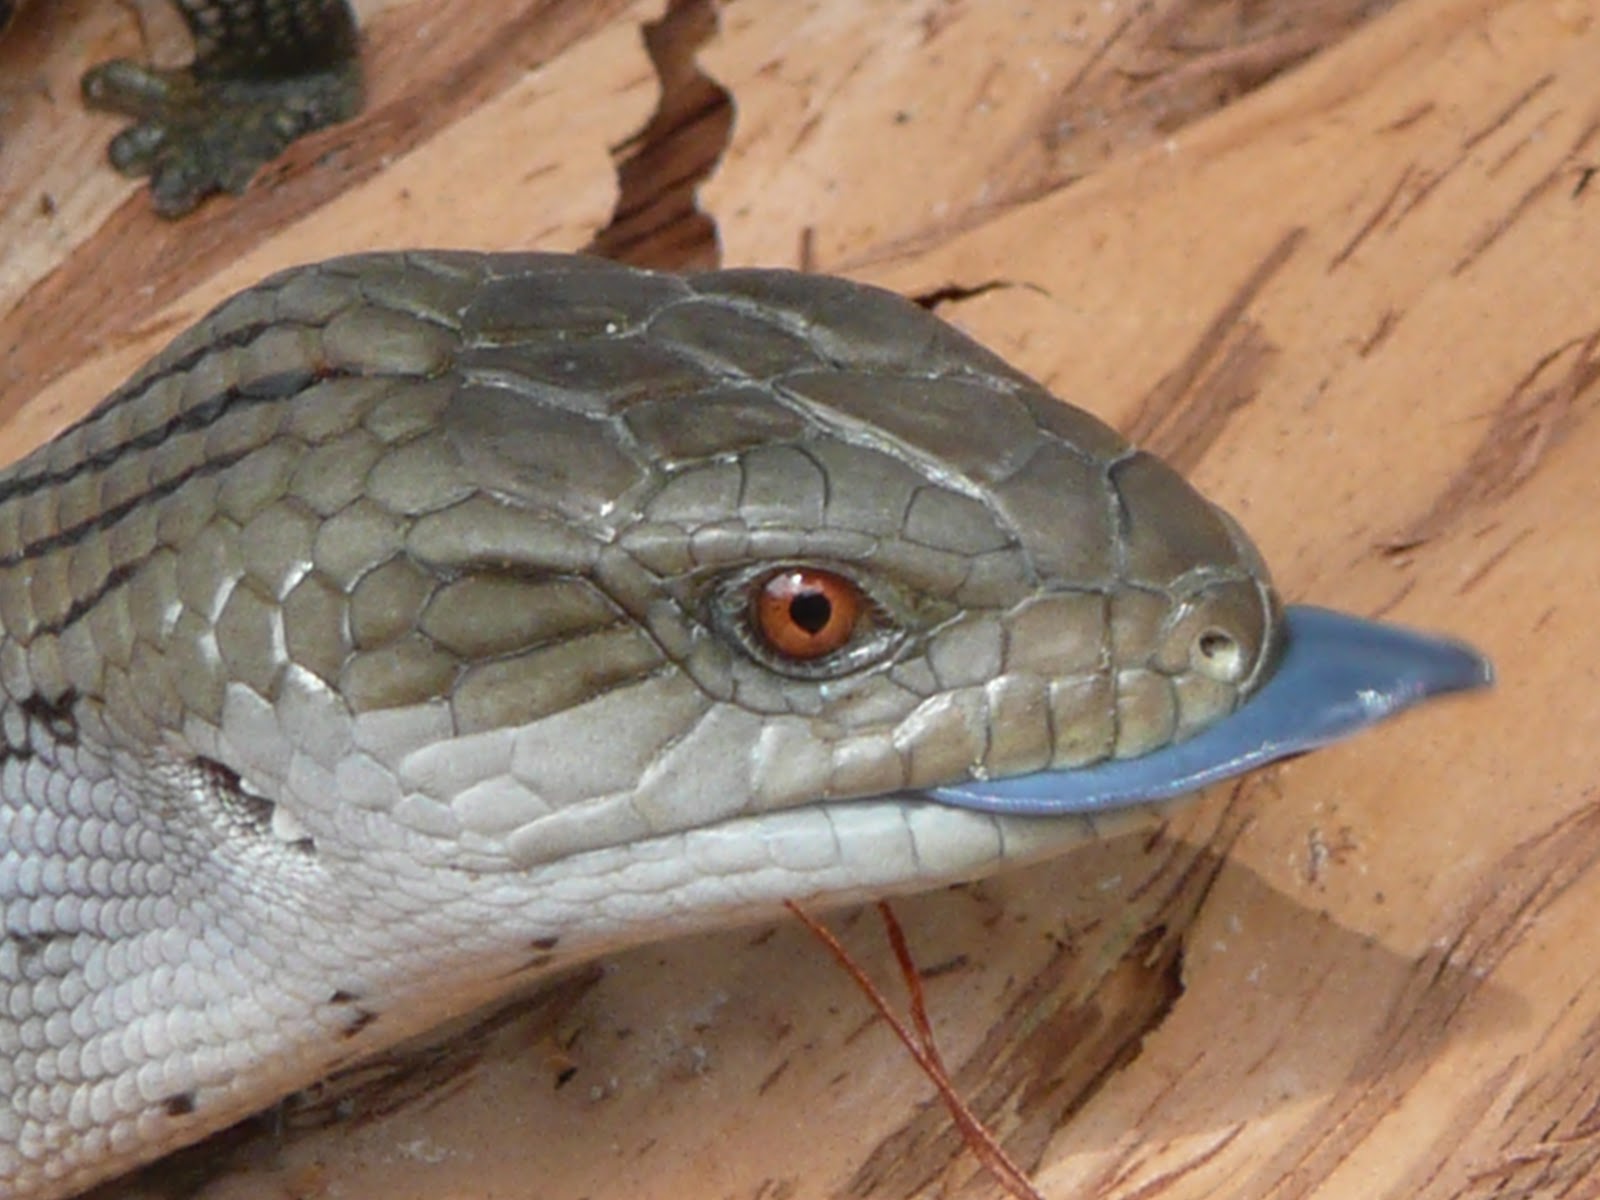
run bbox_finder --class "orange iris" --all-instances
[751,568,863,661]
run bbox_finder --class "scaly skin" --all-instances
[2,0,361,216]
[0,252,1278,1198]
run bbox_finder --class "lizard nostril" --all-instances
[1195,629,1246,683]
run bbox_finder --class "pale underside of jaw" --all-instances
[491,793,1163,955]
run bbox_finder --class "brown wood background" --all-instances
[2,1,1596,1197]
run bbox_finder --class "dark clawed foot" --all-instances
[81,57,360,218]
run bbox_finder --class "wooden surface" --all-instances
[2,1,1596,1197]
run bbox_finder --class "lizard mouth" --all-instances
[920,606,1493,816]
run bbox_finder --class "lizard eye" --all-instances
[751,568,864,661]
[706,563,906,680]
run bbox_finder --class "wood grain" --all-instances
[2,0,1594,1197]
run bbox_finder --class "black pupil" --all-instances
[789,590,833,635]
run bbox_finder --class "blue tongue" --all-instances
[924,605,1492,816]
